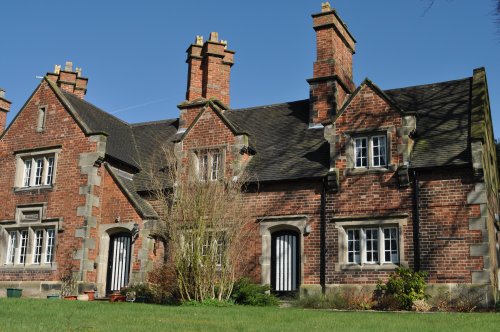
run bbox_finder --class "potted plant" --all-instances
[6,288,23,298]
[59,252,78,300]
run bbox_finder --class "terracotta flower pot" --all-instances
[84,291,96,301]
[64,295,78,300]
[109,294,126,302]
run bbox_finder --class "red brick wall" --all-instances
[96,167,146,275]
[0,80,97,281]
[243,181,323,285]
[324,84,484,285]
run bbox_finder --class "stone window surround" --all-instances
[190,144,227,181]
[259,215,309,287]
[0,203,60,270]
[343,127,395,175]
[13,146,62,191]
[332,215,408,271]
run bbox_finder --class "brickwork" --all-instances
[0,80,97,282]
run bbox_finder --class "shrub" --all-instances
[147,264,178,304]
[428,287,451,312]
[295,292,346,310]
[230,278,279,306]
[376,267,428,310]
[451,286,485,312]
[412,299,432,312]
[341,287,375,310]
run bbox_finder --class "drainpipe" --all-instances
[412,171,421,271]
[320,178,327,294]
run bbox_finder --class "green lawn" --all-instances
[0,299,499,332]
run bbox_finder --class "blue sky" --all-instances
[1,1,499,135]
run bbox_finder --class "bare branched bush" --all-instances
[146,145,252,302]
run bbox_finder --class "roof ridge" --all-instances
[62,91,131,126]
[384,77,471,93]
[231,99,308,112]
[130,118,178,127]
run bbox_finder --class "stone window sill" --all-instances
[340,263,400,271]
[344,165,396,176]
[0,264,58,272]
[14,185,54,193]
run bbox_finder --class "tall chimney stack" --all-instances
[46,61,88,99]
[308,2,356,126]
[0,88,12,134]
[185,32,235,106]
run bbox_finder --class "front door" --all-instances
[106,233,132,295]
[271,230,300,296]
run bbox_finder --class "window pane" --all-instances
[18,230,28,264]
[6,231,17,264]
[46,157,55,185]
[199,153,208,181]
[45,229,56,263]
[347,230,360,263]
[355,138,367,168]
[372,136,387,167]
[211,152,221,181]
[33,230,44,264]
[23,160,32,187]
[384,228,399,263]
[365,229,379,263]
[35,158,44,186]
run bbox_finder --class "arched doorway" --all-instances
[271,230,300,296]
[106,232,132,295]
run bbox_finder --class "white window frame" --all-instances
[196,149,224,181]
[345,226,399,265]
[14,148,61,189]
[2,205,57,267]
[353,134,387,169]
[334,217,407,271]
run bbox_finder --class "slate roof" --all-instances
[56,76,474,198]
[62,92,141,169]
[226,100,330,182]
[385,77,472,169]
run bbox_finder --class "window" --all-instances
[37,107,47,132]
[2,205,57,267]
[345,226,399,265]
[354,135,387,168]
[4,228,56,266]
[197,150,223,181]
[15,148,60,189]
[202,235,225,266]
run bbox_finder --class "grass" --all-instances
[0,299,499,331]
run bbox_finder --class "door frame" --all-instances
[106,231,133,295]
[271,230,301,296]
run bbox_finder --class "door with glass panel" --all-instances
[271,230,300,296]
[106,233,132,295]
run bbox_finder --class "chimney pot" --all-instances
[54,65,61,74]
[321,2,331,12]
[221,40,228,49]
[0,88,5,99]
[65,61,73,72]
[196,35,204,45]
[209,32,219,42]
[76,67,82,77]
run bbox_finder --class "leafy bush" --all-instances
[376,267,428,310]
[427,287,451,312]
[230,278,279,306]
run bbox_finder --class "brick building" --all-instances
[1,2,499,305]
